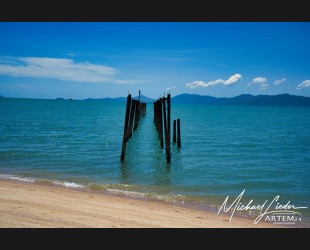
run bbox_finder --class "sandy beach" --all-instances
[0,178,282,228]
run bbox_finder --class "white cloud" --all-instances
[297,80,310,90]
[248,77,268,90]
[185,73,242,89]
[249,77,267,85]
[273,78,286,85]
[224,74,242,85]
[0,56,150,84]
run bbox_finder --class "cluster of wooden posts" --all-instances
[153,94,171,162]
[120,94,147,161]
[120,91,181,163]
[153,94,181,163]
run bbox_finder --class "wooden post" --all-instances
[167,94,171,136]
[128,98,136,139]
[173,119,176,143]
[153,94,174,162]
[134,101,139,131]
[162,98,167,153]
[120,92,147,162]
[120,94,132,161]
[162,97,171,163]
[166,94,171,162]
[177,118,181,148]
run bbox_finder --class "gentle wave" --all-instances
[0,174,35,183]
[52,180,84,188]
[0,173,188,205]
[0,173,186,203]
[0,174,84,189]
[86,183,187,203]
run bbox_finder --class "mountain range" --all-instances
[172,93,310,106]
[2,93,310,106]
[83,93,310,107]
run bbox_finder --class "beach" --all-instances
[0,179,282,228]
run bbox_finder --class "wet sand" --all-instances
[0,178,282,228]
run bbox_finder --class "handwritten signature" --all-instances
[217,189,308,224]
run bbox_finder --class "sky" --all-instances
[0,22,310,99]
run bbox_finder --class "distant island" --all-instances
[82,93,310,107]
[83,95,155,103]
[56,97,73,101]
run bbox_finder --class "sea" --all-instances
[1,97,310,227]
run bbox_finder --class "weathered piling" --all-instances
[133,100,140,132]
[128,98,136,139]
[166,94,171,162]
[120,93,147,161]
[167,94,171,138]
[120,94,132,161]
[177,118,181,148]
[163,95,171,163]
[162,97,167,151]
[153,99,163,148]
[173,119,176,143]
[153,94,171,163]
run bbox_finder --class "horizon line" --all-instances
[1,92,310,101]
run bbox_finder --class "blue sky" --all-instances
[0,22,309,99]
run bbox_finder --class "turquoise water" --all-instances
[1,97,310,224]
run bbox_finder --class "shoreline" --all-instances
[0,178,285,228]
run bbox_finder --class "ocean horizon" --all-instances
[1,97,310,227]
